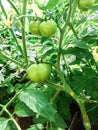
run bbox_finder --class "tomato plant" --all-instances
[78,0,95,11]
[29,21,41,35]
[27,63,51,83]
[0,0,98,130]
[39,20,57,37]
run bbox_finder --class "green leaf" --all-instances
[87,12,98,23]
[0,118,8,130]
[53,114,68,129]
[36,0,59,10]
[27,124,44,130]
[87,104,98,125]
[56,93,72,122]
[41,48,57,59]
[14,102,34,117]
[19,89,56,121]
[7,120,18,130]
[70,73,98,98]
[0,118,17,130]
[74,40,89,49]
[33,115,48,124]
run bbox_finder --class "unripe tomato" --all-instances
[29,21,41,35]
[39,20,57,37]
[27,63,51,83]
[78,0,95,11]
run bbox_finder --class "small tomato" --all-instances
[39,20,57,37]
[29,21,41,35]
[27,63,51,83]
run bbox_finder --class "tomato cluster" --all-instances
[27,63,51,83]
[29,20,57,37]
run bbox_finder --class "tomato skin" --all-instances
[27,63,51,83]
[39,20,57,37]
[29,21,41,35]
[78,0,95,11]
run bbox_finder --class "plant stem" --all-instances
[45,81,64,91]
[0,0,7,19]
[68,22,79,39]
[62,54,71,78]
[9,28,23,55]
[4,108,22,130]
[51,90,60,103]
[56,0,72,78]
[87,104,98,113]
[0,91,21,116]
[56,0,91,130]
[21,0,28,65]
[0,104,3,108]
[7,0,20,15]
[0,51,23,67]
[78,100,91,130]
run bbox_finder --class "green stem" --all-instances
[0,91,20,116]
[56,0,91,130]
[85,99,98,104]
[63,83,91,130]
[68,22,79,39]
[35,125,40,130]
[56,0,72,78]
[0,104,3,108]
[0,51,23,67]
[45,81,63,91]
[21,0,28,65]
[78,100,91,130]
[87,104,98,113]
[51,90,60,103]
[0,0,7,19]
[7,0,20,15]
[9,28,23,55]
[4,108,22,130]
[62,54,70,78]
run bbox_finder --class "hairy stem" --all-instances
[0,0,7,19]
[21,0,28,65]
[78,100,91,130]
[9,28,23,55]
[5,108,22,130]
[56,0,91,130]
[0,91,21,116]
[0,51,23,67]
[7,0,20,15]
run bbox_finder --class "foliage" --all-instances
[0,0,98,130]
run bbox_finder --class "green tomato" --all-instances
[39,20,57,37]
[29,21,41,35]
[78,0,95,11]
[27,63,51,83]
